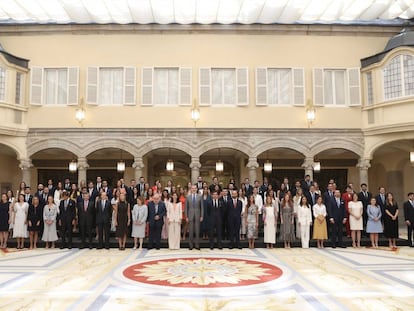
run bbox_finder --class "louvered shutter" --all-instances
[30,67,43,105]
[67,67,79,105]
[292,68,305,106]
[179,67,192,106]
[347,67,361,106]
[141,67,153,106]
[236,67,248,106]
[199,68,211,106]
[124,67,136,105]
[313,68,324,106]
[86,67,99,105]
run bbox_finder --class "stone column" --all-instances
[77,157,89,186]
[357,158,371,186]
[246,157,259,183]
[301,156,314,181]
[132,157,145,181]
[189,157,202,185]
[19,158,33,185]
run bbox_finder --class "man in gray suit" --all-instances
[186,185,204,250]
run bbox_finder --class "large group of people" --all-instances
[0,174,413,251]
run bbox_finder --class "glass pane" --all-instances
[45,69,57,105]
[112,69,123,105]
[383,56,402,99]
[57,69,67,105]
[324,70,333,105]
[223,69,235,105]
[334,70,345,105]
[154,68,168,105]
[279,69,291,105]
[211,69,223,105]
[403,55,414,96]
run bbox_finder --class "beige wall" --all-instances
[0,33,389,129]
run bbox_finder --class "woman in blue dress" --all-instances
[366,197,382,248]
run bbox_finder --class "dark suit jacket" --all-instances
[375,194,387,216]
[207,199,224,221]
[147,201,166,227]
[59,199,76,223]
[323,191,335,213]
[24,194,33,205]
[358,191,372,209]
[77,199,95,223]
[306,191,320,207]
[87,188,99,202]
[96,199,112,225]
[328,197,347,222]
[404,200,414,222]
[227,199,242,224]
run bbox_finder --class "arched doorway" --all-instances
[32,148,78,186]
[86,148,134,188]
[313,148,360,191]
[144,148,191,189]
[199,148,248,188]
[257,148,305,188]
[0,143,20,192]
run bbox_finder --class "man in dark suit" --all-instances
[46,179,56,196]
[77,192,95,249]
[259,177,269,200]
[323,183,335,238]
[126,179,137,204]
[375,186,386,222]
[34,183,44,200]
[220,188,231,240]
[147,193,166,250]
[403,192,414,247]
[227,190,243,249]
[358,183,372,233]
[209,176,222,194]
[96,192,112,249]
[186,185,204,250]
[208,191,224,249]
[196,176,204,191]
[58,191,76,249]
[39,187,50,207]
[24,186,33,205]
[87,181,98,202]
[101,180,112,201]
[243,178,253,196]
[301,174,312,195]
[137,176,145,196]
[328,190,347,248]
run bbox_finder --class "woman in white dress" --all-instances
[42,196,58,248]
[238,189,248,241]
[167,192,182,250]
[298,196,312,248]
[293,188,303,239]
[263,195,277,248]
[348,193,363,248]
[131,196,148,250]
[12,194,28,249]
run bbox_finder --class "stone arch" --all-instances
[27,139,82,158]
[311,138,363,158]
[196,139,251,158]
[82,139,139,158]
[138,138,193,158]
[252,138,309,158]
[0,141,24,160]
[365,136,414,159]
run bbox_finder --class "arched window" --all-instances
[383,54,414,100]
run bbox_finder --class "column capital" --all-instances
[132,157,145,169]
[189,157,201,169]
[246,157,259,169]
[357,158,371,170]
[301,157,315,170]
[19,158,33,170]
[77,157,89,170]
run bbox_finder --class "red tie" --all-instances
[233,199,237,208]
[84,201,88,212]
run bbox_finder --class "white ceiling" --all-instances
[0,0,413,25]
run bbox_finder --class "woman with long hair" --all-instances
[263,195,278,248]
[298,196,312,248]
[0,193,10,248]
[280,193,295,248]
[312,196,328,248]
[167,192,182,249]
[245,195,258,249]
[114,193,130,250]
[348,193,363,248]
[12,194,28,249]
[28,196,42,249]
[366,197,382,248]
[384,192,399,249]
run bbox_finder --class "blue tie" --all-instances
[192,195,196,206]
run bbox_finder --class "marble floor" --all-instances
[0,246,413,311]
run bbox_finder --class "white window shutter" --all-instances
[255,67,267,106]
[124,67,136,105]
[67,67,79,106]
[313,68,324,106]
[236,67,249,106]
[141,67,153,106]
[179,67,192,106]
[292,68,305,106]
[86,67,99,105]
[347,67,361,106]
[30,67,43,105]
[199,68,211,106]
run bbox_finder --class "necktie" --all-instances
[215,200,218,208]
[44,194,47,201]
[102,200,105,212]
[155,204,158,214]
[233,199,237,208]
[64,200,68,211]
[84,200,88,212]
[336,199,340,208]
[381,194,385,204]
[192,195,195,206]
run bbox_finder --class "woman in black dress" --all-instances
[0,193,10,248]
[114,193,130,250]
[28,196,42,249]
[384,192,399,249]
